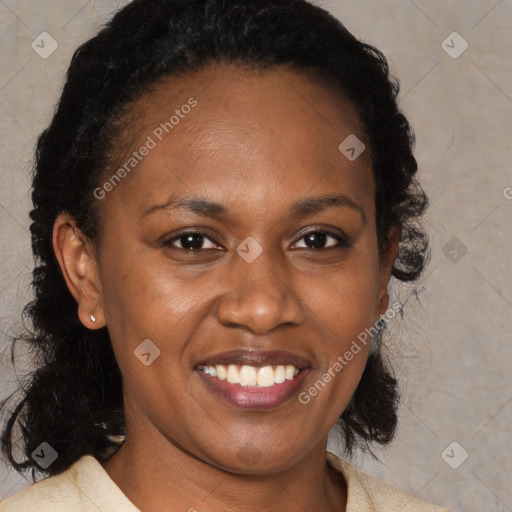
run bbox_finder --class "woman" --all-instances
[0,0,450,510]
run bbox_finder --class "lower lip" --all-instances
[196,369,310,409]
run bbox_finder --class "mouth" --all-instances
[195,350,310,409]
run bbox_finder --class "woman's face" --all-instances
[85,63,396,473]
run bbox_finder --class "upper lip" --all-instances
[197,350,311,369]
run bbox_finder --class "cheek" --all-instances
[307,246,381,334]
[99,228,202,322]
[297,243,380,405]
[98,244,227,377]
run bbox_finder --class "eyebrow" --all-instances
[141,193,366,223]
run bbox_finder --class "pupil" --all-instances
[182,234,203,250]
[306,232,326,248]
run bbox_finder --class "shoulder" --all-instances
[0,455,139,512]
[0,466,81,511]
[326,451,452,512]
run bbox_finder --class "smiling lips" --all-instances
[195,350,310,409]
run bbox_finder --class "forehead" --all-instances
[101,62,374,215]
[114,62,369,158]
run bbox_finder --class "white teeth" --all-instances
[227,364,240,384]
[256,366,275,387]
[216,365,227,380]
[240,365,257,386]
[274,365,286,384]
[199,363,302,387]
[285,365,297,380]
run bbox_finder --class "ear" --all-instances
[52,213,105,329]
[376,225,401,317]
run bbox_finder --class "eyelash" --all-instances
[163,229,351,252]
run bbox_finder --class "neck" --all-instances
[101,433,346,512]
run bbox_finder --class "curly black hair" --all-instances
[0,0,429,480]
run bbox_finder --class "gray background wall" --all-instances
[1,1,511,511]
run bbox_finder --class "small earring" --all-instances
[90,314,96,323]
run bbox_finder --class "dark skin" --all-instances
[53,62,400,512]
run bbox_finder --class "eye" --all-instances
[163,229,350,252]
[293,230,350,250]
[164,231,220,251]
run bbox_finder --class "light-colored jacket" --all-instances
[0,451,451,511]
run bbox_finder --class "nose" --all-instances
[216,245,305,335]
